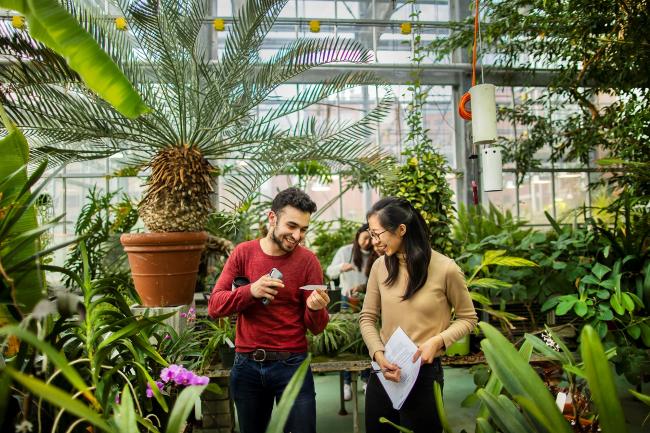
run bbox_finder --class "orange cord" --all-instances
[458,0,480,121]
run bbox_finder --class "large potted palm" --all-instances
[1,0,394,306]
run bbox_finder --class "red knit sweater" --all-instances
[208,239,328,353]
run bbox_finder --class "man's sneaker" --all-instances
[362,382,367,394]
[343,383,352,401]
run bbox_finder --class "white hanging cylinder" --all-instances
[481,146,503,192]
[470,83,497,144]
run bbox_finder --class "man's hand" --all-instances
[412,335,444,364]
[249,275,283,303]
[340,263,355,272]
[307,289,330,311]
[375,351,401,382]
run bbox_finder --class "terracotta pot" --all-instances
[120,232,208,307]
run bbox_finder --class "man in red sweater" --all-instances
[208,187,329,433]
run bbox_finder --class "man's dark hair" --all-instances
[271,187,317,215]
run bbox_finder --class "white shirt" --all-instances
[326,244,370,296]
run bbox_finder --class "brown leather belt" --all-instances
[241,349,303,362]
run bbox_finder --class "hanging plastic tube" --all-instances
[469,83,497,144]
[481,146,503,192]
[456,0,503,192]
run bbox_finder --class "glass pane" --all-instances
[482,171,518,217]
[65,178,107,228]
[518,173,553,224]
[554,172,589,223]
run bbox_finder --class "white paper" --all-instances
[371,327,421,410]
[299,285,328,291]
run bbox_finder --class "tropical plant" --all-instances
[64,186,139,287]
[308,313,358,357]
[0,243,220,431]
[0,105,81,323]
[460,250,537,336]
[430,322,646,433]
[453,202,530,248]
[1,0,394,233]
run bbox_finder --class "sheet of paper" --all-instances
[371,327,421,410]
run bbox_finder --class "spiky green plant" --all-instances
[0,0,394,232]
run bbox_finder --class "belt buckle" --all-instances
[252,348,266,361]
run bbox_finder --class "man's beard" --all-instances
[271,227,297,253]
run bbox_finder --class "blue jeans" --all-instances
[230,352,316,433]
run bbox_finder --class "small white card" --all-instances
[299,285,328,291]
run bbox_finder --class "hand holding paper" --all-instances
[374,351,401,382]
[371,327,421,410]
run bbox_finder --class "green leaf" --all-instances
[478,339,533,419]
[621,293,635,312]
[434,381,452,433]
[469,278,512,290]
[477,389,530,433]
[476,417,496,433]
[0,123,44,315]
[628,389,650,406]
[580,275,601,286]
[0,326,98,408]
[0,0,148,118]
[574,301,588,317]
[627,324,641,340]
[581,325,629,433]
[479,322,571,433]
[591,263,611,280]
[3,367,110,432]
[489,256,538,267]
[379,417,414,433]
[556,299,577,315]
[114,385,139,433]
[165,385,207,433]
[610,295,624,315]
[97,317,161,352]
[266,355,312,433]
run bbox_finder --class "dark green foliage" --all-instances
[381,145,456,255]
[63,187,138,288]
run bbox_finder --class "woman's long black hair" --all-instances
[351,223,369,270]
[367,197,432,300]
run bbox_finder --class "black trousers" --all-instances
[365,359,444,433]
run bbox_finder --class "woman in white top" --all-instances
[326,223,373,306]
[326,223,372,400]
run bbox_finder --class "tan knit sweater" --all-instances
[359,250,477,360]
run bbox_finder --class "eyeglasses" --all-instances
[367,229,388,241]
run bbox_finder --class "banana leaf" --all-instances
[0,0,148,118]
[0,109,43,315]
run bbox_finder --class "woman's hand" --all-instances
[375,351,401,382]
[340,263,355,272]
[412,335,444,364]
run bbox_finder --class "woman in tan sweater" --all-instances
[359,197,477,433]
